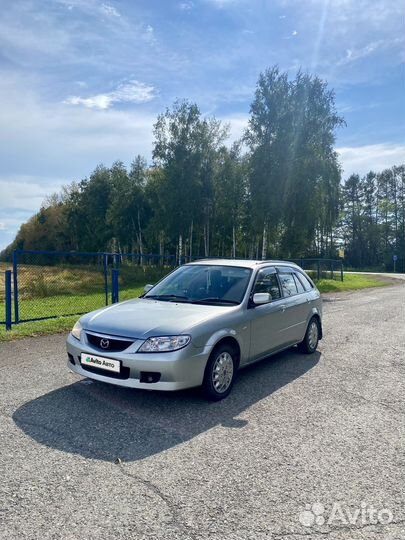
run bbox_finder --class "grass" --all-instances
[0,315,79,342]
[316,273,389,293]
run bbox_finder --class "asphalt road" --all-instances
[1,284,404,540]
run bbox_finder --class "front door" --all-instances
[248,267,287,361]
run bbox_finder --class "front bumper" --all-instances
[66,332,210,391]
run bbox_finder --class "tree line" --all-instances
[339,166,405,269]
[1,66,404,269]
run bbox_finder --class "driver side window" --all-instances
[253,269,282,301]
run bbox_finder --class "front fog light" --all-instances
[138,335,191,352]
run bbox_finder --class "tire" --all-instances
[202,344,237,401]
[298,317,320,354]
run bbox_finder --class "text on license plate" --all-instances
[80,353,121,373]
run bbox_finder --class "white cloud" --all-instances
[288,0,403,26]
[224,114,248,143]
[337,143,405,177]
[0,177,67,211]
[0,216,31,249]
[143,24,155,43]
[343,43,381,63]
[179,1,194,10]
[0,13,70,59]
[337,38,401,66]
[283,30,298,40]
[100,3,121,17]
[274,0,404,85]
[205,0,240,7]
[64,80,156,109]
[57,0,122,19]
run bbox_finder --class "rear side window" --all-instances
[253,268,282,300]
[296,271,314,291]
[279,273,298,297]
[293,273,306,294]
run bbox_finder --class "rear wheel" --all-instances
[298,317,320,354]
[202,344,236,401]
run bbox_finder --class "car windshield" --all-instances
[144,265,252,305]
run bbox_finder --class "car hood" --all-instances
[81,298,233,339]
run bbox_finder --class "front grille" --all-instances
[86,333,133,352]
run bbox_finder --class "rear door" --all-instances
[276,267,309,343]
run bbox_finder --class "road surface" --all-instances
[0,283,404,540]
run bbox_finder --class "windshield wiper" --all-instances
[145,294,190,302]
[191,298,239,305]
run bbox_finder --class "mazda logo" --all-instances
[100,339,110,349]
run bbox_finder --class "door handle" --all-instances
[280,305,287,312]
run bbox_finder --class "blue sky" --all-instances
[0,0,404,250]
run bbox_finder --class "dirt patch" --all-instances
[369,274,405,286]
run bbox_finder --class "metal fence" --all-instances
[1,250,344,330]
[288,258,344,282]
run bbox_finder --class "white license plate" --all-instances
[80,353,121,373]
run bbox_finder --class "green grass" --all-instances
[0,315,79,342]
[316,273,389,293]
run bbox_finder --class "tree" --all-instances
[245,67,344,258]
[63,165,113,252]
[212,143,248,257]
[106,158,150,255]
[152,100,228,258]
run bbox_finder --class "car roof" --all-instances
[187,259,301,270]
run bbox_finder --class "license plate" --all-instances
[80,353,121,373]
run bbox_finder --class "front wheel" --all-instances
[298,317,320,354]
[202,345,236,401]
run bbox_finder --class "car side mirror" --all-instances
[252,292,271,305]
[144,284,154,293]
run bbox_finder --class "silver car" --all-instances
[66,259,322,400]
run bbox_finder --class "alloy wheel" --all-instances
[308,320,319,350]
[211,351,234,393]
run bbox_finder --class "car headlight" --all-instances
[138,335,191,353]
[71,320,82,340]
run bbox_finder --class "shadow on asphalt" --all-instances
[13,349,320,462]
